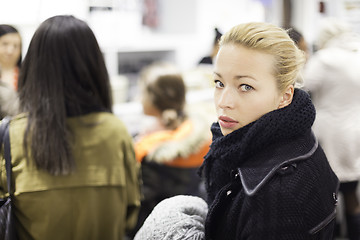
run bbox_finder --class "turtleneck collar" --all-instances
[200,88,316,201]
[207,88,315,162]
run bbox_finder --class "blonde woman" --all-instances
[199,22,339,239]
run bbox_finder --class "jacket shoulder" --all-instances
[270,146,338,235]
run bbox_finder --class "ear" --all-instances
[278,85,294,109]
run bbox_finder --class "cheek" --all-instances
[213,90,225,112]
[142,102,156,116]
[242,96,278,121]
[255,94,281,115]
[142,97,160,116]
[242,101,264,120]
[213,92,220,108]
[14,49,21,58]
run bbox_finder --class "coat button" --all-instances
[230,169,240,180]
[333,192,338,205]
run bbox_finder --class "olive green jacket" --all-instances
[0,112,141,240]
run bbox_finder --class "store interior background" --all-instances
[0,0,359,133]
[1,1,360,238]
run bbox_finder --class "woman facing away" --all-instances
[128,62,211,238]
[0,15,140,240]
[199,22,339,239]
[0,24,22,90]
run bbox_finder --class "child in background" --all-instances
[129,62,211,238]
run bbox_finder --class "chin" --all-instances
[220,128,233,136]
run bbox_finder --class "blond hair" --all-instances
[219,22,305,92]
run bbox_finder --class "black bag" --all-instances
[0,117,17,240]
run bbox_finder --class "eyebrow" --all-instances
[213,72,257,81]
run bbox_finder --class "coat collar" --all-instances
[138,113,211,163]
[236,130,318,196]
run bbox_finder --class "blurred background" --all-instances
[1,1,360,239]
[0,0,359,131]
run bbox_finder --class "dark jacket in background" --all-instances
[129,115,211,237]
[200,89,339,240]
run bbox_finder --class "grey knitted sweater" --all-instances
[134,195,207,240]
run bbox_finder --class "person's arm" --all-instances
[303,53,327,93]
[123,137,141,232]
[134,195,208,240]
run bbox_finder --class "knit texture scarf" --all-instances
[200,88,316,203]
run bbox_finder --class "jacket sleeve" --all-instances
[122,136,141,232]
[0,156,5,198]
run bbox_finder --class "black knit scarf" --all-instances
[199,89,316,202]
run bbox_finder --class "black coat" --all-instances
[200,89,339,240]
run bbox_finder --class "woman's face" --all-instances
[0,33,21,67]
[141,89,161,117]
[214,44,292,136]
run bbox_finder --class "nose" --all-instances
[216,87,235,109]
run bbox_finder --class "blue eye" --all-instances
[214,80,224,88]
[240,84,253,92]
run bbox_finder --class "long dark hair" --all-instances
[18,15,112,175]
[0,24,22,67]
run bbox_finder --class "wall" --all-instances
[0,0,273,72]
[291,0,360,47]
[0,0,89,54]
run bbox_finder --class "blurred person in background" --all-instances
[304,17,360,240]
[0,24,22,90]
[128,62,211,238]
[0,65,19,118]
[0,15,140,240]
[287,27,310,61]
[199,28,222,65]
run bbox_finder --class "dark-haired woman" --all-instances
[0,15,140,240]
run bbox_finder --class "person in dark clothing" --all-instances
[199,28,222,65]
[287,27,309,60]
[199,22,339,239]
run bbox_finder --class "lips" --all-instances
[218,116,239,129]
